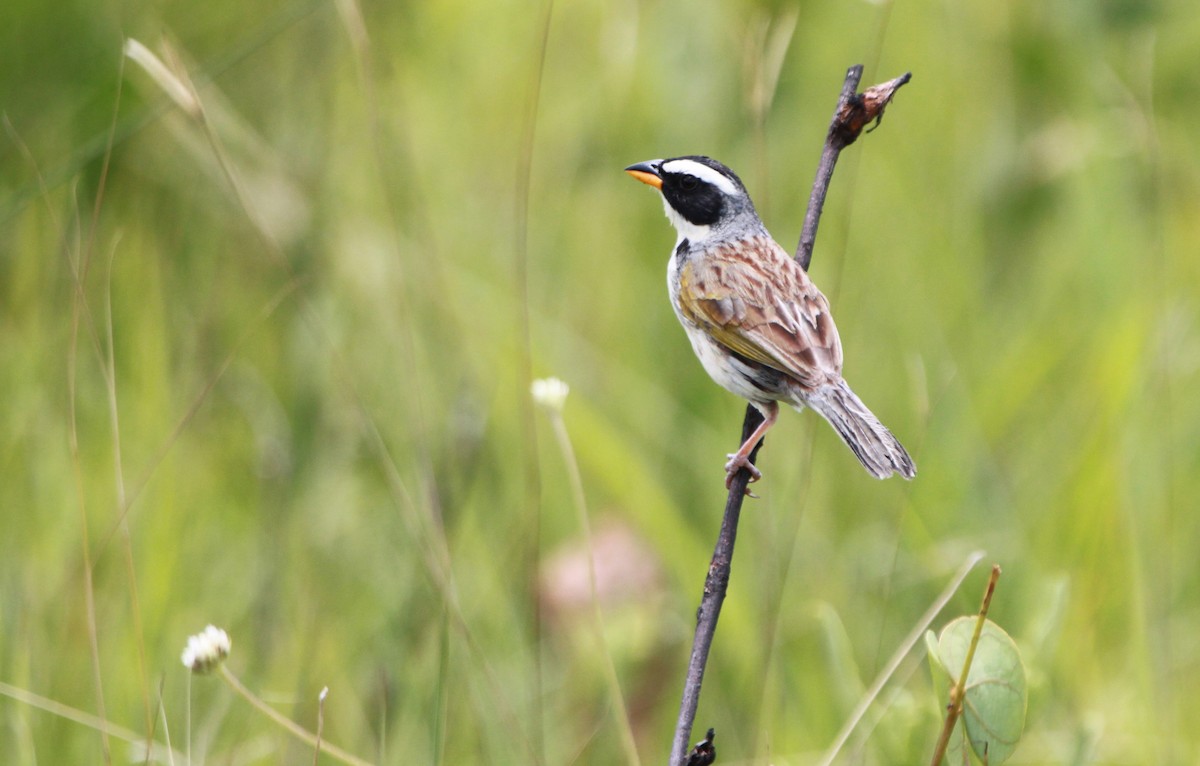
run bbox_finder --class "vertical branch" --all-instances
[667,65,912,766]
[797,66,863,270]
[797,67,911,269]
[667,410,764,762]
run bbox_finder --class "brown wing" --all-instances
[677,236,843,390]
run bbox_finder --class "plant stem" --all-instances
[928,564,1002,766]
[549,411,642,765]
[818,551,985,766]
[218,666,373,766]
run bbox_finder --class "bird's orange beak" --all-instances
[625,161,663,190]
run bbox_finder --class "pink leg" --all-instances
[724,402,778,490]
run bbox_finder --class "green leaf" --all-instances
[931,617,1028,765]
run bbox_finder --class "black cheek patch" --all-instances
[664,183,724,226]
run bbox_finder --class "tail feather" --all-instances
[805,381,916,480]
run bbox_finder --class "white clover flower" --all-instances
[181,624,231,674]
[531,377,569,412]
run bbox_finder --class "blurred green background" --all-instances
[2,0,1198,762]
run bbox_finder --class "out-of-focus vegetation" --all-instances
[2,0,1198,762]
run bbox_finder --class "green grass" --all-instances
[2,0,1198,762]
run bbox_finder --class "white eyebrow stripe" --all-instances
[660,159,739,196]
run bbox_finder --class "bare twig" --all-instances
[667,64,913,765]
[798,68,911,268]
[667,411,764,763]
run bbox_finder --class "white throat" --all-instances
[661,195,713,245]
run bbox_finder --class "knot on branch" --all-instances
[831,71,912,148]
[685,728,716,766]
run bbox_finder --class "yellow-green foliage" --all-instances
[2,0,1198,762]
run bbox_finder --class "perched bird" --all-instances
[626,156,915,487]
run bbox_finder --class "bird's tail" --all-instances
[805,380,916,480]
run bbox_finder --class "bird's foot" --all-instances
[724,453,762,496]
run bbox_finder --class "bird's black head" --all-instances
[625,156,756,231]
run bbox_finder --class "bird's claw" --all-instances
[724,453,762,495]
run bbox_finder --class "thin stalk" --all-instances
[217,666,372,766]
[819,552,985,766]
[513,4,556,761]
[547,410,642,765]
[929,564,1002,766]
[0,681,181,763]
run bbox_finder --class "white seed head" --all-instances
[531,377,570,412]
[181,625,231,674]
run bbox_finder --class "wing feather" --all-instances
[676,236,843,390]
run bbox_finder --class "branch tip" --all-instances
[833,71,913,146]
[685,728,717,766]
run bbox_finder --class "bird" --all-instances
[625,155,915,488]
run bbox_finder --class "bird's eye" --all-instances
[680,176,699,191]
